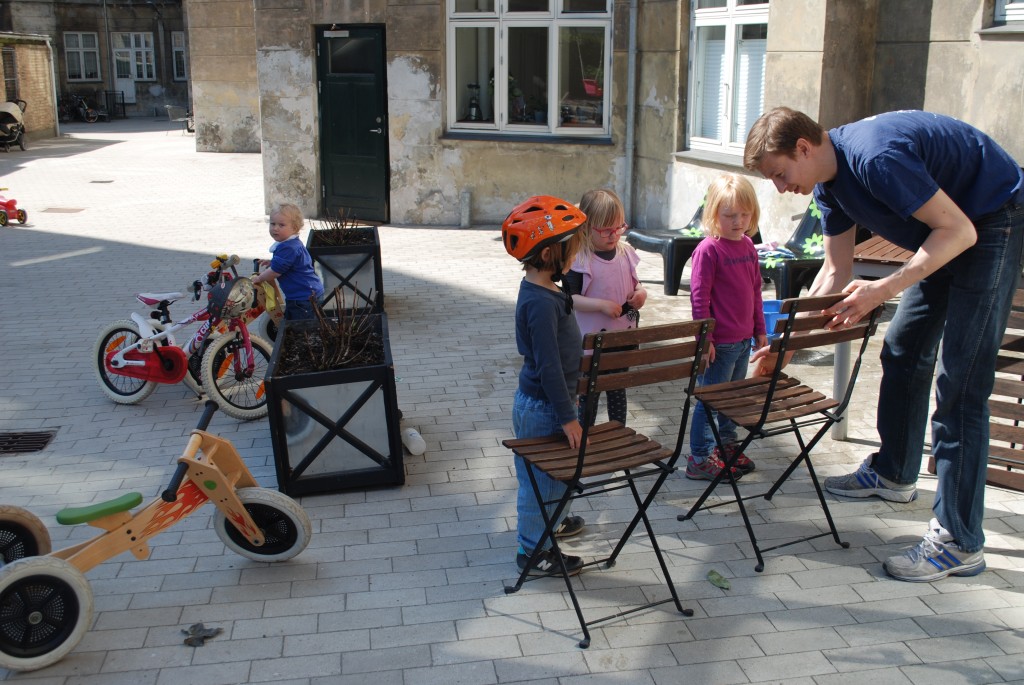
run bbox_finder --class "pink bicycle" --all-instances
[93,255,274,420]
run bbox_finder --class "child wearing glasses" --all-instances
[686,173,767,481]
[564,188,646,425]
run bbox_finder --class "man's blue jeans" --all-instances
[873,201,1024,552]
[690,339,752,460]
[512,389,572,554]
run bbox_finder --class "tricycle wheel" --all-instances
[16,209,26,224]
[214,488,311,562]
[0,506,51,567]
[0,557,93,672]
[0,212,8,227]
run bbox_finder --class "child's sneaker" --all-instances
[883,518,986,582]
[516,548,585,577]
[824,457,917,503]
[554,515,585,538]
[716,445,755,474]
[685,453,742,481]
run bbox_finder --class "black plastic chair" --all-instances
[625,205,705,296]
[758,201,825,300]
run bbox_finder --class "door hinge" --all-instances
[318,81,321,94]
[322,185,326,199]
[316,44,320,58]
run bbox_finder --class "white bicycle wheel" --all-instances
[0,506,51,565]
[214,488,311,563]
[93,320,157,405]
[200,333,272,421]
[0,557,93,672]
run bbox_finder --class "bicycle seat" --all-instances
[136,292,187,306]
[56,492,144,525]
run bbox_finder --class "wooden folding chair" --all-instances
[677,294,882,572]
[502,318,714,648]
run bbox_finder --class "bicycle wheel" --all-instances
[0,557,93,672]
[0,506,51,565]
[84,109,98,124]
[93,320,157,404]
[200,332,272,421]
[214,488,311,563]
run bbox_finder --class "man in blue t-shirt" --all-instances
[744,108,1024,583]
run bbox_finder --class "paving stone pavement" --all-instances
[0,119,1022,684]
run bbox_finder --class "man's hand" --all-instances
[822,279,891,330]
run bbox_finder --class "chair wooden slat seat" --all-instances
[678,293,882,572]
[503,318,714,648]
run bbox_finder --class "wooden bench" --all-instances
[852,235,914,278]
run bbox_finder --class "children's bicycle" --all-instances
[0,401,312,672]
[93,255,274,420]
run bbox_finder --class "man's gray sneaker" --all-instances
[824,458,917,503]
[883,518,986,582]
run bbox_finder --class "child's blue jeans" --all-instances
[512,389,572,554]
[689,339,752,461]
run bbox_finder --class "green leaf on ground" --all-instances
[707,569,731,590]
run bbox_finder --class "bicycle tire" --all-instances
[0,505,51,565]
[93,320,157,404]
[0,557,93,672]
[200,332,272,421]
[214,488,311,562]
[84,109,98,124]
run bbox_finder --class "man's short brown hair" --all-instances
[743,107,825,171]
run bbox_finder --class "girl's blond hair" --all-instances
[269,203,305,233]
[576,188,626,260]
[702,173,760,238]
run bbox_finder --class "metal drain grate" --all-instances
[0,431,56,455]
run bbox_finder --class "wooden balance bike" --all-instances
[0,401,312,672]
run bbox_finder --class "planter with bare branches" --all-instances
[265,293,403,495]
[305,211,384,314]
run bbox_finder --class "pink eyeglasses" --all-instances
[593,222,628,238]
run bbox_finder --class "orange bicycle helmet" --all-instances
[502,195,587,262]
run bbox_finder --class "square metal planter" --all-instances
[265,314,404,496]
[306,225,384,313]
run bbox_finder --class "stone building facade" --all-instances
[0,33,57,140]
[186,0,1024,238]
[3,0,190,120]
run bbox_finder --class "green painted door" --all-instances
[318,26,389,222]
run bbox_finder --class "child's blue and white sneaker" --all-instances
[883,518,986,582]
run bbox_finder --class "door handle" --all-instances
[369,127,383,134]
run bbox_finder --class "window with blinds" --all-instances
[689,0,768,155]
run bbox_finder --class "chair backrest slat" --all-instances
[770,323,876,353]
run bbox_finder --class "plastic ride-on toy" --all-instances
[0,187,27,226]
[0,401,312,672]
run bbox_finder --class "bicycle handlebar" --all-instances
[160,401,219,502]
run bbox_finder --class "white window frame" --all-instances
[172,31,188,81]
[997,0,1024,22]
[113,32,156,81]
[64,31,101,82]
[688,0,769,156]
[446,0,612,137]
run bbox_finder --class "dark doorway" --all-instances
[317,26,389,222]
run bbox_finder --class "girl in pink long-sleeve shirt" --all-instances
[686,174,767,481]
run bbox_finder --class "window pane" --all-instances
[114,34,132,49]
[66,34,80,49]
[84,52,99,79]
[116,52,131,79]
[454,26,494,121]
[174,52,186,79]
[329,37,376,74]
[68,54,82,79]
[508,27,548,124]
[697,0,727,8]
[564,0,607,12]
[508,0,548,11]
[82,33,97,48]
[737,0,769,5]
[454,0,495,11]
[558,26,603,128]
[172,32,185,48]
[731,23,765,143]
[694,25,725,140]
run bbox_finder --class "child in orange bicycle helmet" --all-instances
[503,195,590,577]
